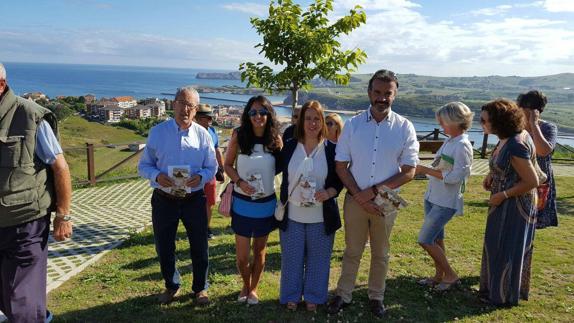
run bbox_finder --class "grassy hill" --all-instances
[60,116,146,183]
[284,73,574,132]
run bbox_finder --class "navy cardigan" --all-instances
[276,139,343,235]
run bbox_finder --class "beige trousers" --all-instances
[335,193,397,302]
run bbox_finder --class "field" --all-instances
[47,177,574,322]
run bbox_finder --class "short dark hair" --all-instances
[481,99,525,139]
[516,90,547,113]
[368,69,399,90]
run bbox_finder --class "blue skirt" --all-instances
[231,191,277,238]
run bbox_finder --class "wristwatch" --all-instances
[56,213,73,221]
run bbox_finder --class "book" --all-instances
[246,172,265,199]
[432,153,455,172]
[373,185,408,214]
[298,176,317,207]
[168,165,191,197]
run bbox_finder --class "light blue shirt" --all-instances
[138,119,217,191]
[424,133,473,215]
[208,126,219,148]
[36,120,63,165]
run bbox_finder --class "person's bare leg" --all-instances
[420,242,458,282]
[235,235,251,297]
[249,235,269,299]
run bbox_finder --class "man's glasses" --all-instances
[326,121,335,127]
[248,109,269,117]
[176,100,198,109]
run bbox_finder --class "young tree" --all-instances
[239,0,367,110]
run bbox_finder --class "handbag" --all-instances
[274,173,302,221]
[218,182,234,217]
[532,159,549,211]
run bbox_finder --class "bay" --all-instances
[4,62,574,148]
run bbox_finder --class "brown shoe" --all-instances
[158,288,180,305]
[369,299,386,318]
[196,290,210,306]
[326,295,349,314]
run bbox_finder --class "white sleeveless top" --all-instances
[235,143,276,198]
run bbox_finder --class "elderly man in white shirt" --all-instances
[327,69,419,318]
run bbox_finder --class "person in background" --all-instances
[325,113,344,144]
[224,95,282,305]
[195,104,225,240]
[0,62,73,322]
[517,90,558,229]
[282,106,301,143]
[479,99,539,307]
[138,86,217,306]
[415,102,474,291]
[327,69,419,318]
[276,100,343,312]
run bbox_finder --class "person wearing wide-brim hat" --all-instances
[195,104,224,240]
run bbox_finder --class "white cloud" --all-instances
[335,0,420,10]
[468,5,513,16]
[331,0,574,76]
[543,0,574,12]
[0,28,263,70]
[221,2,268,17]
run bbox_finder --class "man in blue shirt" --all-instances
[138,86,217,305]
[195,104,224,240]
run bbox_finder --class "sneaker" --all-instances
[208,228,215,240]
[45,310,53,323]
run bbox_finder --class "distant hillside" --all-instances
[282,73,574,132]
[196,72,242,80]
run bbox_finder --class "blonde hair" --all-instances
[436,102,474,131]
[326,113,344,140]
[0,63,6,80]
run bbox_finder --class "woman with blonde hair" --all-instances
[415,102,474,291]
[325,113,344,144]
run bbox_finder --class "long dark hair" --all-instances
[237,95,281,154]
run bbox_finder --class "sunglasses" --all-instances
[326,121,335,127]
[248,108,269,117]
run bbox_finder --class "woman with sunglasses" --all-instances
[276,100,343,312]
[325,113,344,144]
[479,99,540,307]
[224,95,283,305]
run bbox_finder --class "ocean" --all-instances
[3,62,573,148]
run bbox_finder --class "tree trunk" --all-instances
[291,87,299,113]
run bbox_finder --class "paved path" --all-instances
[1,159,573,321]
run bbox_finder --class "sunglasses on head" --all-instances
[248,108,269,117]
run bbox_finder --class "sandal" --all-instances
[434,279,461,291]
[417,277,439,287]
[306,303,317,312]
[286,302,297,311]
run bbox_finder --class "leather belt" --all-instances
[154,188,203,201]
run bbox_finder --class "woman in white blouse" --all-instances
[415,102,474,291]
[276,100,343,311]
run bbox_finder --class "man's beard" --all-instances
[371,101,390,113]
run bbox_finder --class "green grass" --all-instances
[47,177,574,322]
[59,116,147,182]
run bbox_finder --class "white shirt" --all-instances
[235,143,276,198]
[424,133,473,215]
[288,143,328,223]
[336,109,419,190]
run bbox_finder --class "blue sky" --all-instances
[1,0,573,76]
